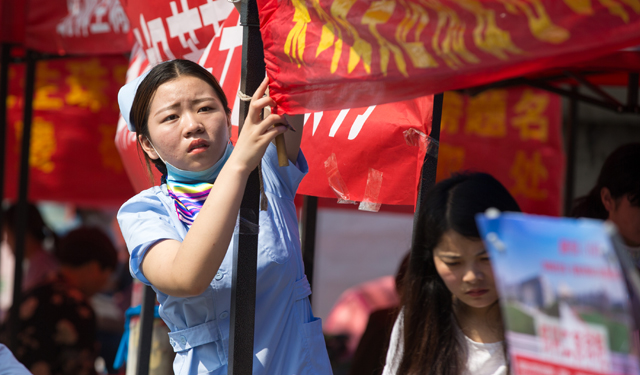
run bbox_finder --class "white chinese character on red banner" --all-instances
[57,0,130,37]
[133,0,234,64]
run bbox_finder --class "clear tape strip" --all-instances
[403,128,439,159]
[358,168,383,212]
[324,153,357,205]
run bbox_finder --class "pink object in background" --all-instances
[324,275,399,357]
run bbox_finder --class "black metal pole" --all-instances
[0,43,10,216]
[563,86,578,216]
[409,93,443,281]
[300,195,318,299]
[228,0,263,373]
[627,73,639,113]
[7,50,37,351]
[135,284,156,375]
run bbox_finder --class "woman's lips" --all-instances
[188,139,209,153]
[466,289,489,297]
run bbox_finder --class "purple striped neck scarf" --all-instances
[165,143,233,227]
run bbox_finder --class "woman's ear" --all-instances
[139,134,159,160]
[601,187,614,213]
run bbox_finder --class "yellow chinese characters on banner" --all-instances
[4,56,135,208]
[438,86,564,216]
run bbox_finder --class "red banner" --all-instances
[23,0,132,55]
[117,9,563,214]
[257,0,640,114]
[4,56,135,208]
[439,87,564,216]
[122,0,235,63]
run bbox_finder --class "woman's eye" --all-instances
[198,106,214,113]
[444,261,460,266]
[163,114,178,122]
[480,257,491,262]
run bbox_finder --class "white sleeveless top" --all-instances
[382,311,507,375]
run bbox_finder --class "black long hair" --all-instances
[130,59,231,180]
[398,172,520,375]
[571,143,640,219]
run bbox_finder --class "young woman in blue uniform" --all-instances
[117,59,332,375]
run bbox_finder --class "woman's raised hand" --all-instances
[230,77,288,173]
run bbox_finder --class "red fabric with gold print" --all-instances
[257,0,640,114]
[3,56,135,208]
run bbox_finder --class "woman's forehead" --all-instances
[434,230,484,256]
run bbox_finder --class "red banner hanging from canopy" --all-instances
[257,0,640,115]
[4,56,135,208]
[22,0,133,55]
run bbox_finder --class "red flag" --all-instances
[257,0,640,114]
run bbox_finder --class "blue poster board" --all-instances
[476,211,640,375]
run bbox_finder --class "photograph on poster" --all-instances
[477,213,640,375]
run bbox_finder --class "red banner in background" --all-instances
[25,0,132,55]
[439,87,564,216]
[122,0,235,63]
[257,0,640,115]
[4,56,135,208]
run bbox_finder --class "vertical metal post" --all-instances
[627,73,639,113]
[135,285,156,375]
[300,195,318,297]
[409,93,443,270]
[228,0,263,373]
[0,43,10,213]
[563,86,578,216]
[7,50,37,351]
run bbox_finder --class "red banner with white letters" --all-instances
[122,0,236,63]
[257,0,640,115]
[4,56,135,208]
[22,0,132,55]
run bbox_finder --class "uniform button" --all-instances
[219,311,229,319]
[180,336,187,345]
[215,272,224,281]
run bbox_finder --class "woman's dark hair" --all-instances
[572,143,640,219]
[129,59,231,180]
[3,202,56,246]
[55,227,118,271]
[398,172,520,375]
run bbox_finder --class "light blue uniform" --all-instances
[118,144,332,375]
[0,344,31,375]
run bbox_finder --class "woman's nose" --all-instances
[462,266,484,283]
[183,113,204,136]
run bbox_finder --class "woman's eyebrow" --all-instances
[438,254,461,259]
[154,102,180,117]
[475,249,487,256]
[154,97,218,117]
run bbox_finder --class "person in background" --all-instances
[571,143,640,254]
[2,203,59,292]
[0,343,31,375]
[1,227,117,375]
[383,172,521,375]
[348,252,409,375]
